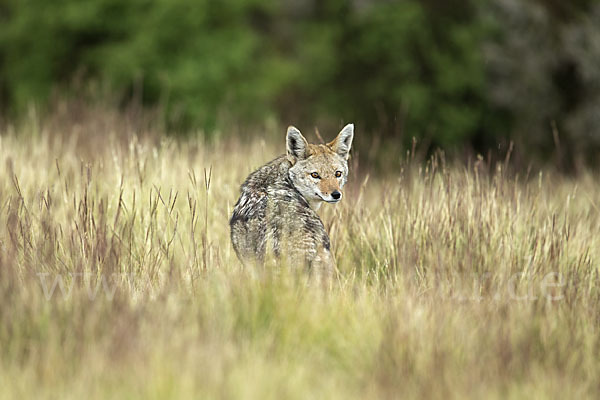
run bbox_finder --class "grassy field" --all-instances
[1,115,599,399]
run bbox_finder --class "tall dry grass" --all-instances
[1,114,599,399]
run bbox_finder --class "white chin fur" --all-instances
[316,193,341,203]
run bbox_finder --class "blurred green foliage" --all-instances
[483,0,600,166]
[0,0,599,163]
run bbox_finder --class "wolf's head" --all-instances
[286,124,354,208]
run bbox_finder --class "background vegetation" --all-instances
[1,115,599,398]
[1,0,599,166]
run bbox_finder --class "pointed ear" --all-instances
[328,123,354,159]
[286,126,309,160]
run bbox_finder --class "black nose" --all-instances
[331,191,341,200]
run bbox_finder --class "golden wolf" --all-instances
[230,124,354,277]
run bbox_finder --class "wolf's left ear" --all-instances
[328,123,354,160]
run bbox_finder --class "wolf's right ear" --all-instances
[287,126,309,161]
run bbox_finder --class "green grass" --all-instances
[1,116,599,399]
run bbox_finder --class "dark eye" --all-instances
[311,172,320,179]
[335,171,342,178]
